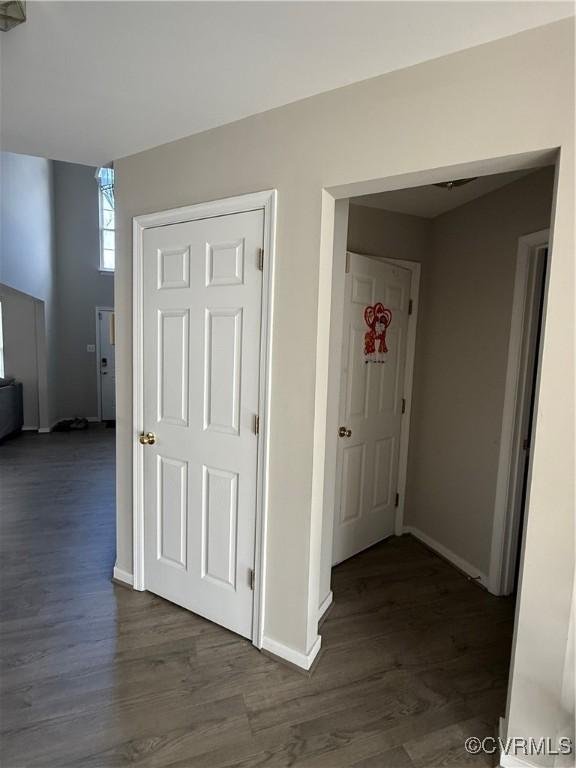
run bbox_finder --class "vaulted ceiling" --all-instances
[1,2,573,166]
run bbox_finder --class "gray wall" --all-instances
[53,161,114,419]
[0,152,56,427]
[405,167,555,577]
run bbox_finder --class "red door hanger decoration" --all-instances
[364,303,392,364]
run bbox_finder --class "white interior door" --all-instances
[333,253,412,565]
[98,309,116,421]
[141,209,264,639]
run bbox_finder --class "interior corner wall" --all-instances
[0,285,41,427]
[0,151,56,428]
[404,167,555,579]
[52,161,114,421]
[115,19,574,747]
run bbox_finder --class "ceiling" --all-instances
[352,169,540,218]
[1,2,573,166]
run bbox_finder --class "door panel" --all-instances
[142,209,264,639]
[158,310,189,425]
[201,465,238,588]
[333,253,411,565]
[340,443,365,524]
[157,455,188,569]
[204,308,242,434]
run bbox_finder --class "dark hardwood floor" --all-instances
[0,428,514,767]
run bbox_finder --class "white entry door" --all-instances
[97,309,116,421]
[333,253,412,565]
[141,209,264,639]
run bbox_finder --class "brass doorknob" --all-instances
[338,426,352,438]
[139,432,156,445]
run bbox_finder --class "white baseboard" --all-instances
[113,566,134,586]
[262,634,321,671]
[318,590,333,622]
[22,426,39,431]
[499,752,542,768]
[404,525,488,588]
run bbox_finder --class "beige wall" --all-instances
[347,204,432,264]
[115,19,574,756]
[404,167,555,577]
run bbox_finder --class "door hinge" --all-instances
[345,252,350,273]
[408,299,413,316]
[522,437,529,451]
[249,568,255,590]
[254,414,260,435]
[401,398,406,414]
[395,492,399,508]
[257,248,264,271]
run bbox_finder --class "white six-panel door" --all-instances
[141,209,264,639]
[333,253,411,565]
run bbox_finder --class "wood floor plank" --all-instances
[0,429,515,767]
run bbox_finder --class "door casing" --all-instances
[488,229,549,596]
[132,190,277,649]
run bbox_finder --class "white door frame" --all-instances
[488,229,549,595]
[343,253,421,537]
[95,305,114,422]
[132,190,277,649]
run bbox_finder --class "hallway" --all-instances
[0,429,513,767]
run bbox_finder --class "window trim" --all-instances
[97,168,115,273]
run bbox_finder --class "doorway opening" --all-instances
[317,156,556,756]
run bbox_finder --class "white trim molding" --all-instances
[318,590,333,622]
[379,256,421,536]
[499,751,542,768]
[262,634,322,671]
[404,526,488,588]
[113,566,134,586]
[132,189,277,653]
[488,230,549,596]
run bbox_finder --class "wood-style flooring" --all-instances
[0,428,514,767]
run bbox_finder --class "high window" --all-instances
[97,167,115,272]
